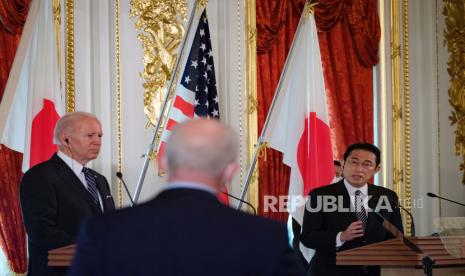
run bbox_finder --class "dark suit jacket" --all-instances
[300,179,403,276]
[20,153,115,276]
[67,188,305,276]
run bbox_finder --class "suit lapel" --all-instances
[95,174,115,212]
[51,154,102,213]
[334,180,358,224]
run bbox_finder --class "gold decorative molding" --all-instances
[444,0,465,184]
[393,168,404,186]
[65,0,75,112]
[52,0,61,88]
[115,0,123,208]
[390,44,401,59]
[392,106,403,120]
[390,0,413,236]
[236,0,245,195]
[247,94,258,114]
[246,0,259,210]
[390,0,403,201]
[379,0,388,188]
[402,0,412,236]
[129,0,188,127]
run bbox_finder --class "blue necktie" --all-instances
[82,167,100,206]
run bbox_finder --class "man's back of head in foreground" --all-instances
[163,118,239,191]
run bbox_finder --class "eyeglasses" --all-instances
[346,159,376,170]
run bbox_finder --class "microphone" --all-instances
[398,204,415,237]
[222,192,257,215]
[116,172,136,206]
[427,192,465,207]
[368,200,404,239]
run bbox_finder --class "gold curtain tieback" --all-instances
[258,142,269,162]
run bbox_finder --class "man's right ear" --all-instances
[221,163,239,184]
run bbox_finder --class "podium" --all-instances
[48,244,76,267]
[337,236,465,275]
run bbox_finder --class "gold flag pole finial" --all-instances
[304,1,319,17]
[198,0,208,9]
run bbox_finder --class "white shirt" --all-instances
[57,151,103,210]
[335,179,368,247]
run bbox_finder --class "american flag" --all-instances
[157,9,219,171]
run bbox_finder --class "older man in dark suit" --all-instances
[20,112,115,276]
[68,119,305,276]
[301,143,403,276]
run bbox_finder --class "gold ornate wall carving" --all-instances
[444,0,465,184]
[129,0,188,126]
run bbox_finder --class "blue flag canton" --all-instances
[180,10,219,118]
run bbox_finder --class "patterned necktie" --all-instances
[82,167,100,206]
[354,190,368,232]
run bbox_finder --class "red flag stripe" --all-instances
[165,118,178,131]
[173,96,194,118]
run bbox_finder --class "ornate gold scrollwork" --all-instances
[390,44,401,59]
[392,168,404,188]
[444,0,465,184]
[247,95,258,114]
[130,0,188,126]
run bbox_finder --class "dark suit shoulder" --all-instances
[309,180,344,195]
[23,158,55,175]
[370,184,399,198]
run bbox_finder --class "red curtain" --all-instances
[256,0,306,221]
[0,0,30,274]
[256,0,379,221]
[315,0,379,158]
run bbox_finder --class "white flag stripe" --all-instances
[158,105,192,144]
[176,85,196,105]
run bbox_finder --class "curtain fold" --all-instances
[316,0,379,158]
[256,0,379,221]
[0,0,30,274]
[0,0,29,34]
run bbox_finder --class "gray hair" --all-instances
[165,119,238,178]
[53,111,98,145]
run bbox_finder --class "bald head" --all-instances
[164,119,238,187]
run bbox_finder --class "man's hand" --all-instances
[340,221,364,242]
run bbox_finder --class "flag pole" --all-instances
[132,0,199,204]
[237,1,312,210]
